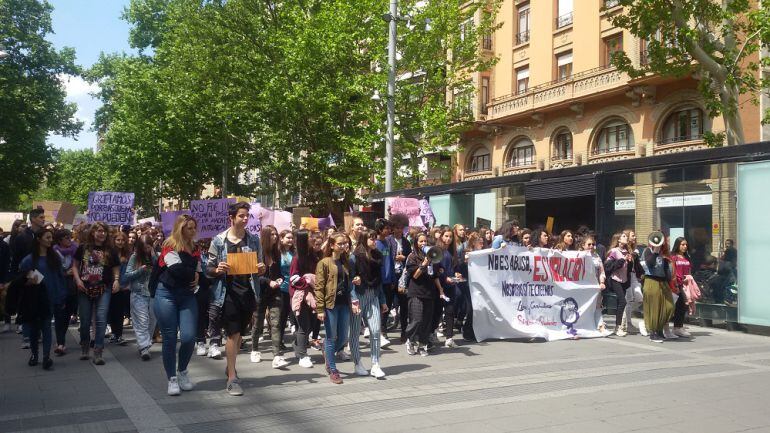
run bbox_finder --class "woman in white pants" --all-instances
[123,234,158,360]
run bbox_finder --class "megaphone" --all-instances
[648,231,665,248]
[422,245,443,264]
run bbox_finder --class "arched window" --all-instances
[507,138,535,167]
[553,129,573,160]
[660,107,704,144]
[467,147,491,172]
[594,119,634,154]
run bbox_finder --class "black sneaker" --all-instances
[114,336,128,346]
[42,357,53,370]
[650,332,664,343]
[28,354,39,366]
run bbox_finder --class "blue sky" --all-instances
[47,0,133,150]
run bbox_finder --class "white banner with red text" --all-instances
[469,246,604,342]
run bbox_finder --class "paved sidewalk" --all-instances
[2,321,770,433]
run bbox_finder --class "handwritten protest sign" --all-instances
[388,197,424,228]
[273,211,292,232]
[469,246,602,341]
[87,192,134,225]
[160,210,187,236]
[246,203,265,236]
[190,198,235,239]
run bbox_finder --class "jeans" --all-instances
[251,291,282,356]
[381,282,395,333]
[27,316,52,358]
[52,303,69,346]
[78,290,111,349]
[350,289,382,365]
[153,282,198,379]
[130,292,157,350]
[673,288,688,327]
[108,290,129,338]
[323,304,350,372]
[608,279,629,329]
[279,291,295,346]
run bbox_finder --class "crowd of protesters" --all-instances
[0,203,737,396]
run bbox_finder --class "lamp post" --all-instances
[382,0,398,193]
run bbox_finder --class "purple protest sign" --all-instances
[246,203,263,236]
[190,198,235,239]
[160,210,187,236]
[87,192,135,225]
[419,198,436,228]
[318,213,336,230]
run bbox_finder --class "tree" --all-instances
[93,0,499,212]
[0,0,82,208]
[23,149,111,210]
[608,0,770,146]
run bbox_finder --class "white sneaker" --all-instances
[335,350,351,362]
[380,335,391,348]
[370,363,386,379]
[354,361,368,376]
[663,324,678,339]
[405,339,416,355]
[436,330,444,338]
[615,328,628,337]
[177,370,194,391]
[638,321,649,336]
[673,327,692,338]
[363,327,370,338]
[250,351,262,363]
[208,344,222,359]
[298,356,313,368]
[290,324,296,334]
[167,377,181,396]
[444,338,457,348]
[272,355,289,369]
[196,342,207,356]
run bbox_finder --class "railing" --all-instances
[516,30,530,45]
[603,0,621,9]
[482,35,492,50]
[590,144,633,156]
[491,65,611,104]
[551,152,573,161]
[657,134,703,145]
[555,12,573,29]
[505,159,534,168]
[466,166,491,174]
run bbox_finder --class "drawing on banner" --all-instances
[87,192,134,225]
[468,246,602,342]
[190,198,235,239]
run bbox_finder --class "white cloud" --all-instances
[58,74,99,98]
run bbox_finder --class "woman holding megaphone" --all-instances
[640,231,675,343]
[404,233,442,357]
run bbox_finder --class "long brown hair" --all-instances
[555,230,575,251]
[260,226,279,267]
[323,232,350,267]
[114,231,131,262]
[134,234,155,266]
[86,222,111,248]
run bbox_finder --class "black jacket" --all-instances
[6,275,50,323]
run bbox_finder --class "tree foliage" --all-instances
[608,0,770,146]
[90,0,499,213]
[0,0,82,209]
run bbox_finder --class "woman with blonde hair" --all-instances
[154,215,201,395]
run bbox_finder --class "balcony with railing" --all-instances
[654,134,707,155]
[555,12,573,29]
[603,0,621,9]
[516,29,530,45]
[488,66,629,121]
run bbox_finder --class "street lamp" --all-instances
[381,0,399,193]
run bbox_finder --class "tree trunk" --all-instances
[721,85,745,146]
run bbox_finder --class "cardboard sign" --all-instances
[33,201,78,224]
[227,252,259,275]
[546,216,555,234]
[87,192,134,225]
[0,212,23,232]
[292,207,312,228]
